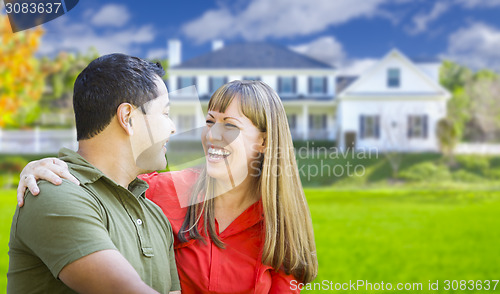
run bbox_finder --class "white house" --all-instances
[336,49,451,152]
[166,40,450,152]
[167,40,336,141]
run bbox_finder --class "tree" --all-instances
[436,117,458,162]
[464,72,500,142]
[37,49,100,125]
[0,13,45,127]
[439,61,472,145]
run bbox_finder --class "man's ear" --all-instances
[117,103,135,136]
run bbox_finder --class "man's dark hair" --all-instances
[73,53,165,140]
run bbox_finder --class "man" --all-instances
[8,54,181,294]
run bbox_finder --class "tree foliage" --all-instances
[0,14,45,127]
[440,60,500,148]
[39,49,99,113]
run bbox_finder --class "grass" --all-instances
[1,187,499,293]
[0,189,17,292]
[304,188,500,293]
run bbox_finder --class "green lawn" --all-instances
[304,188,500,293]
[0,189,16,292]
[1,188,499,293]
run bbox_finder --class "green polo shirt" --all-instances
[7,148,180,294]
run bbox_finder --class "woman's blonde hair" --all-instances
[179,80,318,283]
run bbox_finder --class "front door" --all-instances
[344,132,356,151]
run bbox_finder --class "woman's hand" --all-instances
[17,158,80,207]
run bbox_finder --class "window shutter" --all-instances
[278,77,282,93]
[209,77,213,93]
[375,116,380,139]
[407,116,412,138]
[322,115,327,129]
[308,77,312,94]
[177,77,181,90]
[360,115,365,139]
[292,77,297,94]
[192,77,197,88]
[224,77,228,84]
[423,115,428,139]
[323,77,327,94]
[309,115,313,130]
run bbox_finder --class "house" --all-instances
[166,40,450,152]
[167,40,336,141]
[336,49,451,152]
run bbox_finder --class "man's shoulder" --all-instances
[23,179,103,213]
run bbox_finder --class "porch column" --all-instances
[302,104,309,140]
[195,104,204,137]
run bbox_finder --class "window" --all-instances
[278,77,295,95]
[309,77,327,94]
[287,114,297,129]
[407,115,428,138]
[209,77,227,93]
[360,115,380,139]
[309,114,327,130]
[387,68,400,88]
[178,76,196,89]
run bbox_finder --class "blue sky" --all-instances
[7,0,500,73]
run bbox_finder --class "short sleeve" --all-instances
[269,269,300,293]
[12,180,117,278]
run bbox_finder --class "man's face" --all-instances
[130,76,176,172]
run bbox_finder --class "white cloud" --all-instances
[445,22,500,71]
[456,0,500,8]
[147,48,168,59]
[407,2,449,35]
[90,4,131,28]
[39,17,155,56]
[289,36,346,66]
[182,0,390,43]
[289,36,378,76]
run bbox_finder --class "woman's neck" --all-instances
[214,175,260,211]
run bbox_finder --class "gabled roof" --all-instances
[336,76,358,94]
[338,48,450,99]
[172,42,335,69]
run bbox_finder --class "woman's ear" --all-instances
[257,133,266,153]
[117,103,134,136]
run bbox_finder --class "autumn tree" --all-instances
[0,13,45,128]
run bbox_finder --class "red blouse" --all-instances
[139,170,299,294]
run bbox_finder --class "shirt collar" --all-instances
[58,147,149,199]
[219,199,264,238]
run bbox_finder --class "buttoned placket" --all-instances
[208,220,221,292]
[116,185,155,257]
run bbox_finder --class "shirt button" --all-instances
[136,219,143,225]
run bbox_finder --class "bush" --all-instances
[452,170,484,182]
[455,155,490,174]
[0,156,28,189]
[0,157,28,173]
[399,162,451,182]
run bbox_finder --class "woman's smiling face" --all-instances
[201,98,265,188]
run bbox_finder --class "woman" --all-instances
[17,80,318,293]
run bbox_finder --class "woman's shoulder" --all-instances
[139,169,201,230]
[140,169,200,197]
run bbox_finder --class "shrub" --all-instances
[399,162,451,182]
